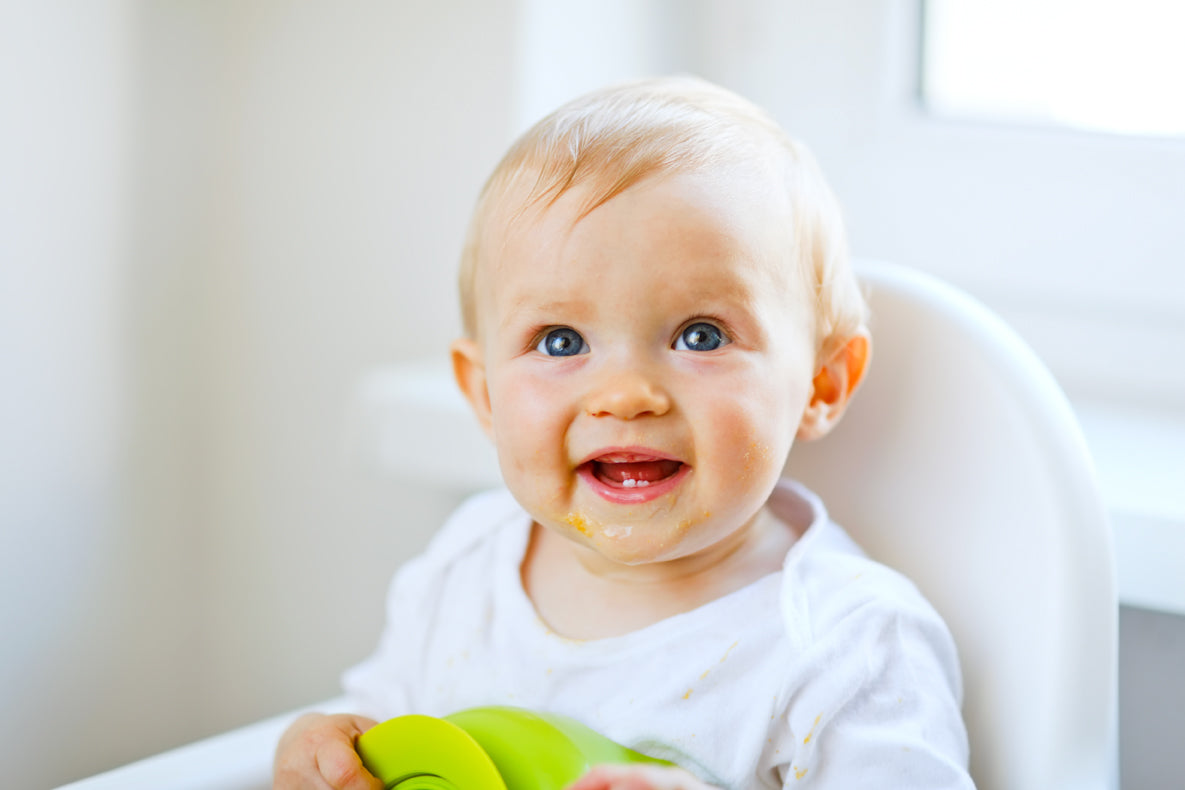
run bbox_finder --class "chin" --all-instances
[590,528,692,566]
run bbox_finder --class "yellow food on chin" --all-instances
[557,509,716,559]
[564,512,593,536]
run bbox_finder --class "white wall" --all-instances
[0,1,204,785]
[188,0,518,731]
[512,0,696,130]
[2,1,519,786]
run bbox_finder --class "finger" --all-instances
[273,762,324,790]
[315,738,383,790]
[340,713,381,737]
[274,715,331,790]
[570,764,717,790]
[567,765,651,790]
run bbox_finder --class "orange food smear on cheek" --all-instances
[738,440,772,481]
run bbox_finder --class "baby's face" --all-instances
[471,166,819,566]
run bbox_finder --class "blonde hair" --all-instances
[458,76,867,361]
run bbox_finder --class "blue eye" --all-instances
[675,322,728,352]
[536,327,588,357]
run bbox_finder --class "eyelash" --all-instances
[530,326,587,357]
[673,317,731,351]
[678,313,731,338]
[527,316,735,354]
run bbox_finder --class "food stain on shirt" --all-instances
[699,640,740,680]
[803,713,822,745]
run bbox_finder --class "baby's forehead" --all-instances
[482,166,806,303]
[488,151,793,244]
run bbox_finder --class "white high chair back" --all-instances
[786,260,1117,790]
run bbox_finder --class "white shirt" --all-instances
[343,480,973,789]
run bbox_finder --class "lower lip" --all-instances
[576,463,690,504]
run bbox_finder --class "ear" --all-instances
[797,328,871,442]
[450,337,495,440]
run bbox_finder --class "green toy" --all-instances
[356,706,672,790]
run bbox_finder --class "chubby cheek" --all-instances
[695,382,800,507]
[487,369,574,504]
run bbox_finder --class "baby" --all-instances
[274,77,972,789]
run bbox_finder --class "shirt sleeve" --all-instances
[774,568,974,788]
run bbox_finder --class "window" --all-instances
[921,0,1185,137]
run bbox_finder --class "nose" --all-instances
[584,368,672,420]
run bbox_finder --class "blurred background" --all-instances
[2,1,1182,788]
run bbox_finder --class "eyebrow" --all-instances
[498,270,774,326]
[499,296,593,331]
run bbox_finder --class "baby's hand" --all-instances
[567,764,720,790]
[273,712,382,790]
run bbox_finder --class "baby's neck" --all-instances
[520,509,794,640]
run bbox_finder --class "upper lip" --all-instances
[576,446,684,466]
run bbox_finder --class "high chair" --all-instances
[785,260,1116,790]
[62,260,1117,790]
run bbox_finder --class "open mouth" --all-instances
[591,457,683,488]
[577,450,689,503]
